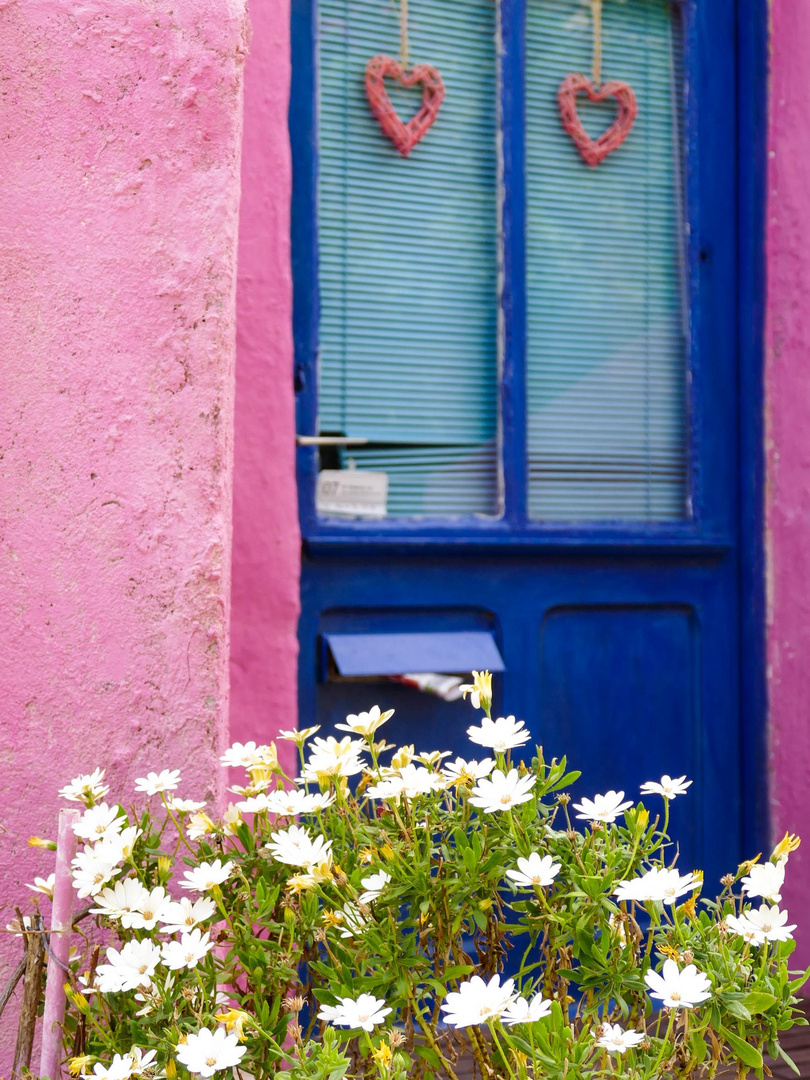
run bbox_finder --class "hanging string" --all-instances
[591,0,602,85]
[399,0,409,69]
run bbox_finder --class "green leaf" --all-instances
[549,770,581,791]
[441,964,475,980]
[413,1046,443,1072]
[742,991,778,1015]
[777,1045,802,1076]
[719,1026,763,1070]
[719,993,752,1022]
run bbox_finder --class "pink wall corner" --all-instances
[0,0,247,1063]
[765,1,810,968]
[230,0,301,776]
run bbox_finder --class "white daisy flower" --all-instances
[639,775,692,800]
[644,959,711,1009]
[59,768,110,805]
[266,824,333,869]
[220,742,273,769]
[122,885,173,930]
[95,940,162,993]
[318,993,391,1032]
[414,750,452,768]
[167,797,207,813]
[442,757,496,784]
[467,715,531,752]
[614,867,699,905]
[176,1027,247,1077]
[91,878,150,921]
[500,995,552,1025]
[469,768,536,813]
[161,928,214,970]
[741,861,785,903]
[277,725,321,744]
[158,896,217,935]
[724,912,766,946]
[81,1053,138,1080]
[366,764,446,801]
[505,853,561,889]
[71,848,121,898]
[335,705,394,738]
[440,974,517,1028]
[123,1048,158,1077]
[97,825,141,865]
[338,903,368,939]
[743,904,797,942]
[298,736,367,782]
[458,671,492,712]
[595,1023,645,1054]
[263,789,335,816]
[187,812,216,841]
[179,859,233,892]
[134,770,181,796]
[25,874,56,900]
[73,803,124,843]
[572,790,633,824]
[235,793,275,814]
[359,870,392,903]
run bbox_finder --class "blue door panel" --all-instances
[299,548,740,892]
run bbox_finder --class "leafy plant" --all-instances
[23,676,808,1080]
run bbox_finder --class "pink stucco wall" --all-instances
[765,3,810,969]
[230,0,301,774]
[0,0,247,1064]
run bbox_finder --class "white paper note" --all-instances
[317,470,388,518]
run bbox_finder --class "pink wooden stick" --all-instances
[39,807,80,1080]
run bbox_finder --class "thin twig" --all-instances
[0,955,27,1021]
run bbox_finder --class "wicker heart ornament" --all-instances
[557,72,638,167]
[364,54,445,157]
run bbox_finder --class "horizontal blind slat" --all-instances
[318,0,499,516]
[525,0,688,523]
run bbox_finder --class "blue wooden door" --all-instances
[291,0,763,893]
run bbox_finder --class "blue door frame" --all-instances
[289,0,769,887]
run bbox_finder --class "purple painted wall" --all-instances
[0,0,247,1064]
[765,1,810,971]
[230,0,300,775]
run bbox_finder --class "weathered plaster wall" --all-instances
[765,1,810,968]
[230,0,300,773]
[0,0,247,1062]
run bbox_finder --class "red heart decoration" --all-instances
[557,73,638,167]
[364,54,445,158]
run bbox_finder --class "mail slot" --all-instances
[323,630,505,679]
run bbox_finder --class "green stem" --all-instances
[488,1021,518,1080]
[651,1009,677,1076]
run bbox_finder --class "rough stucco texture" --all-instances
[0,0,247,1060]
[230,0,300,775]
[766,1,810,969]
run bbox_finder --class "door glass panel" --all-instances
[525,0,687,521]
[317,0,499,517]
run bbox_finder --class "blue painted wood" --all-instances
[289,0,760,883]
[500,0,528,525]
[300,549,740,887]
